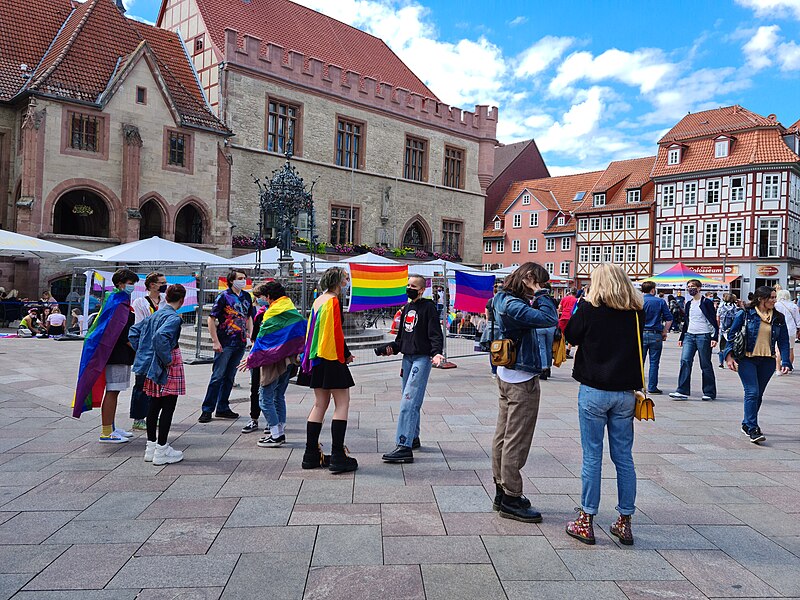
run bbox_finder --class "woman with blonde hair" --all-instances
[564,264,644,546]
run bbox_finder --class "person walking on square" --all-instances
[129,284,187,465]
[199,270,255,423]
[381,274,445,464]
[73,268,139,443]
[241,282,306,448]
[640,281,673,394]
[535,282,558,381]
[491,262,558,523]
[557,289,579,358]
[717,293,740,368]
[480,282,502,380]
[564,264,642,546]
[130,272,167,430]
[725,286,792,444]
[774,290,799,370]
[669,279,718,401]
[301,267,358,473]
[241,286,268,434]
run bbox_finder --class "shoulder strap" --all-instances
[635,312,645,390]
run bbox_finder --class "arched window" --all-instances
[53,189,109,238]
[139,200,163,239]
[175,204,203,244]
[402,220,429,251]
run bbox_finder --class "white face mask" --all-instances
[232,279,246,291]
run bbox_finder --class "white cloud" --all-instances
[508,16,528,27]
[735,0,800,19]
[777,40,800,68]
[535,87,605,158]
[515,36,574,79]
[743,25,780,68]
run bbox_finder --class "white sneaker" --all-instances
[153,444,183,465]
[114,428,134,438]
[99,433,129,444]
[144,440,156,462]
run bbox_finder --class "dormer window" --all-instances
[493,221,501,230]
[714,138,730,158]
[667,148,680,165]
[557,216,565,226]
[627,189,641,203]
[593,193,606,207]
[521,194,530,205]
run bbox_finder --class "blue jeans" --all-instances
[642,331,663,392]
[201,344,246,414]
[676,333,717,398]
[489,354,497,375]
[577,385,637,516]
[536,327,556,370]
[395,355,433,447]
[737,356,774,431]
[258,369,290,428]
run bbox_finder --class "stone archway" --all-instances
[139,199,164,239]
[53,189,110,238]
[401,217,431,252]
[175,203,204,244]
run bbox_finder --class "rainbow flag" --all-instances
[72,290,132,418]
[348,263,408,312]
[453,271,495,314]
[301,296,345,372]
[246,296,306,369]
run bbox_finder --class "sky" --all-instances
[127,0,800,175]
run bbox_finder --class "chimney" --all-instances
[115,0,126,14]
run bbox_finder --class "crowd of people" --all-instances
[66,262,797,546]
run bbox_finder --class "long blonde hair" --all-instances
[586,264,643,311]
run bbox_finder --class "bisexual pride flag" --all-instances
[453,271,495,314]
[245,296,306,369]
[348,264,408,312]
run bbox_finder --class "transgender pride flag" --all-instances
[453,271,495,314]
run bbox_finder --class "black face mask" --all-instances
[406,287,419,300]
[158,284,168,293]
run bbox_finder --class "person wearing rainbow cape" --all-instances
[241,281,306,448]
[72,268,140,444]
[300,267,358,473]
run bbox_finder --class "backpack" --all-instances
[719,304,736,332]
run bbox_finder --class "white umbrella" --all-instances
[339,252,398,264]
[492,265,517,276]
[414,259,480,278]
[65,236,230,264]
[0,229,83,257]
[229,247,310,264]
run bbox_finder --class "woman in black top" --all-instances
[564,264,644,546]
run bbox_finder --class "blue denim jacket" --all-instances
[723,307,792,369]
[493,290,559,374]
[129,305,183,385]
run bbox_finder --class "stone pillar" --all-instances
[16,98,46,236]
[121,124,143,241]
[215,144,233,248]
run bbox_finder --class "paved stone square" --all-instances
[0,335,799,599]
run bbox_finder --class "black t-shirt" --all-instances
[108,309,136,366]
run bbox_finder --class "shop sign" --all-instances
[692,265,738,276]
[756,265,780,277]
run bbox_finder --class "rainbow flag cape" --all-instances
[348,263,408,312]
[453,271,495,314]
[72,290,131,418]
[301,296,345,372]
[246,296,306,369]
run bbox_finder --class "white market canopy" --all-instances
[0,229,84,257]
[338,252,398,264]
[413,259,480,278]
[65,236,231,265]
[229,247,310,265]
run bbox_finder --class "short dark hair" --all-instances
[408,273,426,288]
[227,270,246,286]
[165,284,186,303]
[500,262,549,299]
[260,281,286,301]
[641,281,656,294]
[687,279,702,289]
[144,272,164,289]
[112,268,139,287]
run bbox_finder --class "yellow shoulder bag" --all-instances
[634,312,655,421]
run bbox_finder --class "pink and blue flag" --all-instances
[453,271,495,313]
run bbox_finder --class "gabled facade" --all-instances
[575,156,656,285]
[158,0,498,263]
[485,139,549,224]
[652,105,800,296]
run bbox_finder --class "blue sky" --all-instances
[128,0,800,174]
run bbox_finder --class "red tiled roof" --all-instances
[576,156,656,214]
[1,0,226,132]
[0,0,73,101]
[543,216,576,235]
[189,0,436,99]
[652,128,799,178]
[658,105,781,144]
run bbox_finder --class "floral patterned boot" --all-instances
[566,508,595,545]
[610,514,633,545]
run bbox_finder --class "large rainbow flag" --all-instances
[453,271,495,313]
[348,263,408,312]
[246,296,306,369]
[72,290,132,418]
[301,296,346,372]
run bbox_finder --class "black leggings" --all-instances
[147,395,178,445]
[249,367,261,420]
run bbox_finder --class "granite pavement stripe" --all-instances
[0,544,68,573]
[23,542,140,591]
[658,549,780,597]
[383,535,490,564]
[311,524,383,566]
[501,581,628,600]
[106,553,241,589]
[44,518,161,545]
[422,564,507,600]
[482,535,573,581]
[303,565,425,600]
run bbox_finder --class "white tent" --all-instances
[0,229,83,257]
[65,236,230,264]
[414,259,479,278]
[229,247,310,265]
[339,252,398,264]
[492,265,517,276]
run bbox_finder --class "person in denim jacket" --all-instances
[490,262,558,523]
[723,286,792,444]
